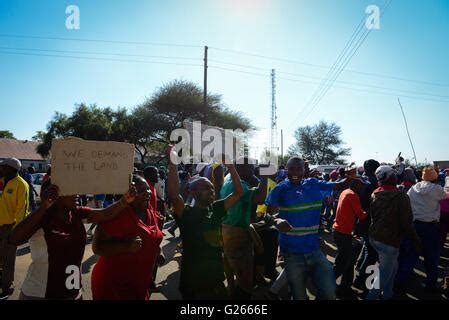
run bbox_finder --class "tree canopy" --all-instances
[36,80,253,164]
[0,130,16,139]
[288,120,351,165]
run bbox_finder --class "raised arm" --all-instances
[166,145,185,217]
[252,176,268,205]
[213,165,224,200]
[86,186,137,224]
[87,185,137,223]
[334,178,352,191]
[9,184,58,246]
[223,163,244,211]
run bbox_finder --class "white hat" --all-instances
[375,165,395,182]
[0,157,22,171]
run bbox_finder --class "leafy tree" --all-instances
[32,131,46,141]
[288,121,351,165]
[0,130,16,139]
[36,104,125,158]
[36,80,253,165]
[131,80,253,163]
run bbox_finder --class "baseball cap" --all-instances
[0,157,22,171]
[375,165,395,183]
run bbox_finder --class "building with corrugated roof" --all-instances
[0,138,49,172]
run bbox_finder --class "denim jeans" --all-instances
[367,239,399,300]
[396,222,441,289]
[283,250,336,300]
[354,235,378,289]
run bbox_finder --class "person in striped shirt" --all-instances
[266,156,350,300]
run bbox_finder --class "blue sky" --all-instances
[0,0,448,165]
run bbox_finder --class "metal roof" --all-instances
[0,138,46,161]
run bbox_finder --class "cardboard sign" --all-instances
[51,137,135,196]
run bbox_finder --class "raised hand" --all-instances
[41,184,59,209]
[166,144,176,163]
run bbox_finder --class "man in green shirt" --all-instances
[220,158,268,299]
[167,146,244,300]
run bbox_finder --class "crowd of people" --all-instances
[0,147,449,300]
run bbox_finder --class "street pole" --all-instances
[281,129,284,164]
[398,98,418,167]
[203,46,208,114]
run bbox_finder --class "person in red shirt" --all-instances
[143,166,159,214]
[143,166,165,292]
[91,175,164,300]
[9,179,136,300]
[332,178,368,299]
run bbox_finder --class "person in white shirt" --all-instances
[396,166,449,295]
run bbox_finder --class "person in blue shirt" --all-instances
[265,156,351,300]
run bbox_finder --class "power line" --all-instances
[0,46,202,61]
[0,50,203,67]
[3,50,443,104]
[208,64,449,103]
[301,12,368,122]
[298,21,373,123]
[0,34,202,48]
[3,34,448,88]
[208,65,270,78]
[297,0,393,125]
[210,41,449,89]
[3,46,447,100]
[209,58,449,99]
[277,75,449,104]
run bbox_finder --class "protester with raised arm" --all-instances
[167,145,244,300]
[220,157,268,299]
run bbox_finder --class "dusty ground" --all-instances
[6,219,449,300]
